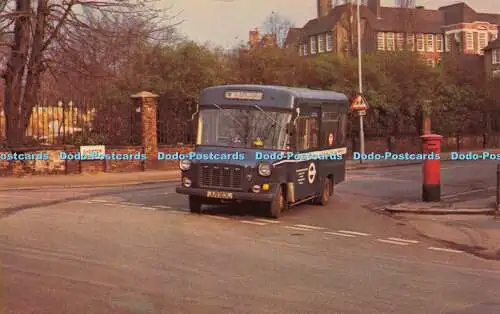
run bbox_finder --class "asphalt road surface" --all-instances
[1,160,500,313]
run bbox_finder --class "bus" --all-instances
[175,84,349,218]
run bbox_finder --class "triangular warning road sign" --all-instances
[351,95,369,110]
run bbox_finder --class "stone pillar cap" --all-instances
[131,91,159,98]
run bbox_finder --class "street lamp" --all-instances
[356,0,365,163]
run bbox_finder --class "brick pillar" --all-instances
[131,91,158,169]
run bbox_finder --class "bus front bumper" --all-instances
[176,187,274,202]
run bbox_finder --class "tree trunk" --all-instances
[22,0,47,136]
[4,0,31,147]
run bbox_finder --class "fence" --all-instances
[0,101,140,147]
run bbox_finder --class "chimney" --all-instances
[367,0,381,19]
[317,0,332,18]
[249,28,260,48]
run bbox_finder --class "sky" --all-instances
[162,0,500,48]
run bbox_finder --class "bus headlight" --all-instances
[258,162,272,177]
[179,159,191,171]
[182,177,192,187]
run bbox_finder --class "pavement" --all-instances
[0,170,180,190]
[0,149,498,190]
[384,197,498,215]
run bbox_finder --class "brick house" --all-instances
[484,38,500,79]
[287,1,500,66]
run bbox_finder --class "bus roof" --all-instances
[200,84,348,109]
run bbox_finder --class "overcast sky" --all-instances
[163,0,500,48]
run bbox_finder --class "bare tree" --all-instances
[0,0,180,146]
[262,11,295,48]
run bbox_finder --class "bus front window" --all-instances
[197,107,291,150]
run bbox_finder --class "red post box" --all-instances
[421,134,442,202]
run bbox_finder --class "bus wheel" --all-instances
[314,178,331,206]
[189,196,202,214]
[267,186,286,218]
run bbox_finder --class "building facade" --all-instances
[285,1,500,66]
[484,38,500,79]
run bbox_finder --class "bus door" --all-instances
[294,105,321,200]
[318,104,340,184]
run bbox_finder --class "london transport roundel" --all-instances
[308,162,316,184]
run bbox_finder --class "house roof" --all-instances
[485,38,500,50]
[294,2,500,44]
[372,7,443,33]
[284,28,302,47]
[438,2,477,25]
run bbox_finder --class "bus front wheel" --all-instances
[189,196,202,213]
[314,178,332,206]
[267,186,286,218]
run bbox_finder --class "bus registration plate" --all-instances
[207,191,233,199]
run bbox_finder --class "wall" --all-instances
[0,145,191,177]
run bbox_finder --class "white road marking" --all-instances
[89,199,109,203]
[428,247,463,253]
[241,220,267,226]
[293,224,326,230]
[337,230,370,236]
[154,205,172,209]
[102,203,115,206]
[442,187,495,199]
[208,216,230,220]
[284,226,312,231]
[324,231,356,237]
[119,202,139,205]
[377,239,410,246]
[254,218,280,224]
[387,237,419,244]
[139,207,157,210]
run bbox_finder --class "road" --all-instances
[1,160,500,313]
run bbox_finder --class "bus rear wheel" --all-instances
[267,186,286,218]
[189,196,202,213]
[314,178,332,206]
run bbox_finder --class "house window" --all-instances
[445,34,454,52]
[397,33,404,50]
[425,34,434,52]
[493,49,500,65]
[465,32,473,50]
[407,33,415,51]
[318,34,326,53]
[298,45,303,56]
[479,32,487,54]
[297,116,319,151]
[310,36,317,54]
[303,43,308,56]
[377,32,385,50]
[436,34,443,52]
[491,32,498,41]
[386,32,395,51]
[326,32,333,51]
[416,34,424,51]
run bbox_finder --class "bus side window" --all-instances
[297,116,319,151]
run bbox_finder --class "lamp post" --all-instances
[356,0,364,163]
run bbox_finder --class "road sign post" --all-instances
[351,95,369,164]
